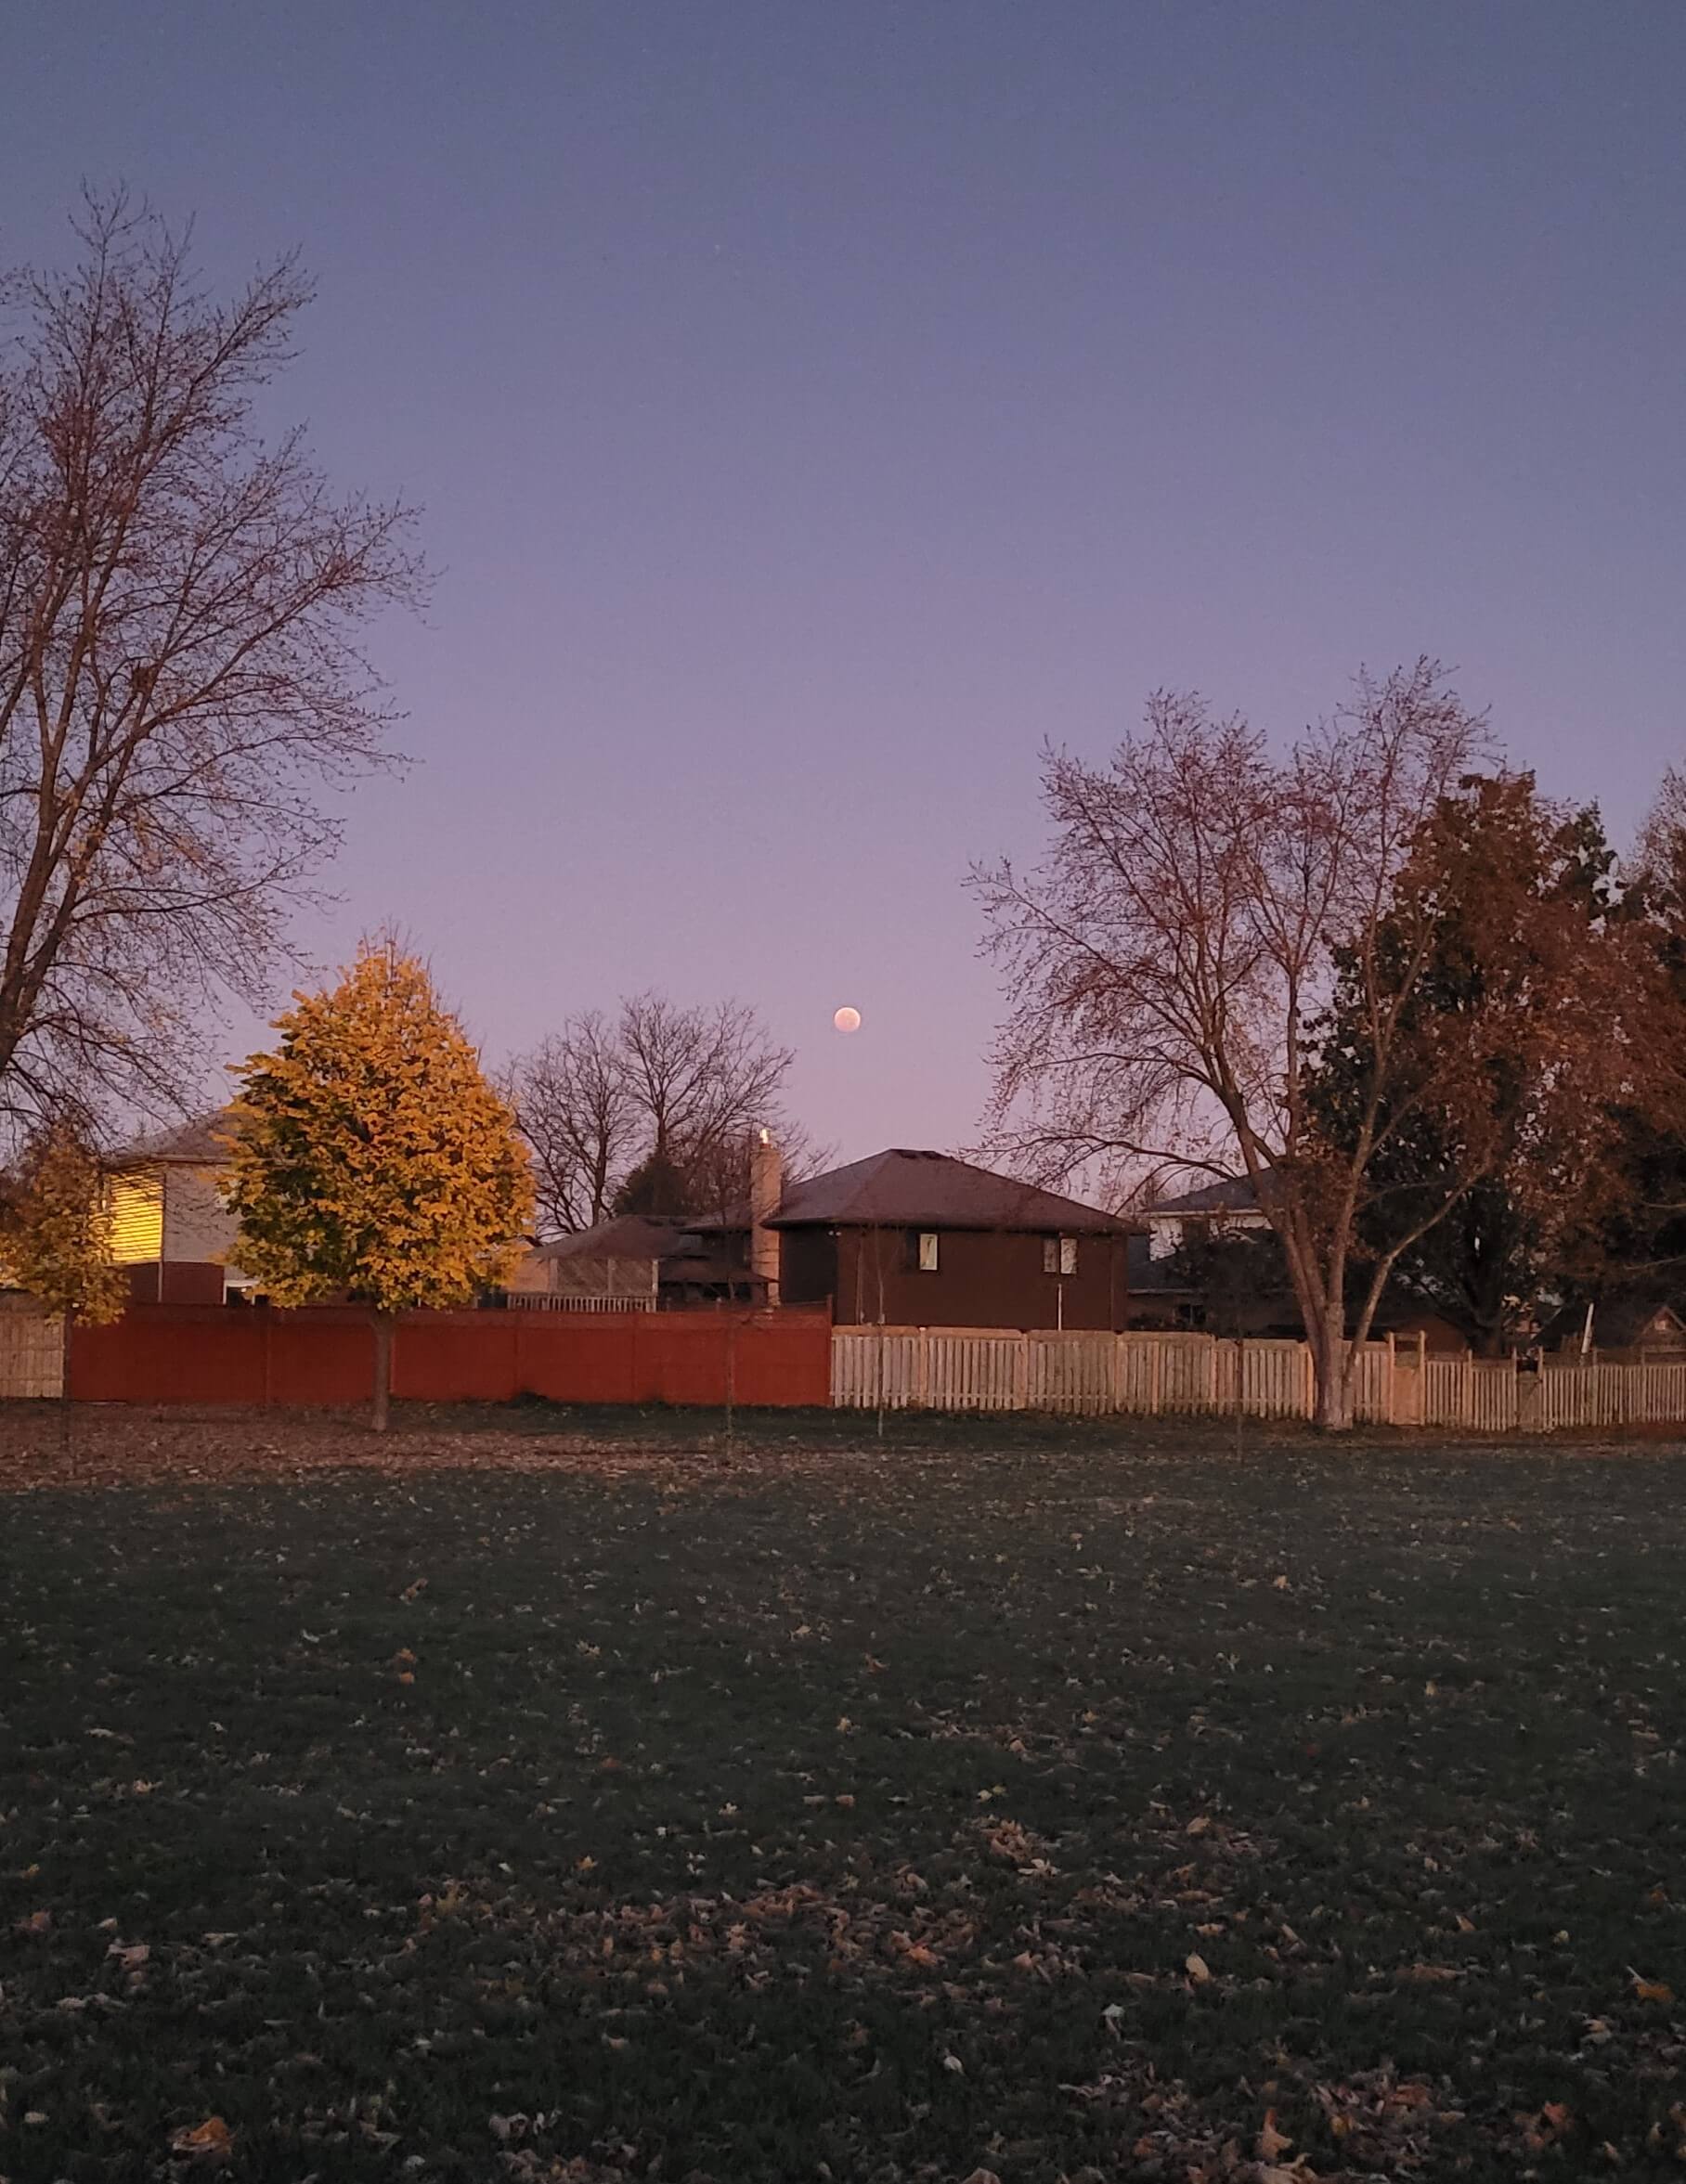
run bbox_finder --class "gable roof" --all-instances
[1145,1173,1277,1218]
[768,1148,1132,1234]
[1535,1297,1686,1350]
[529,1216,690,1264]
[108,1112,234,1169]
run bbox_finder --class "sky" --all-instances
[3,3,1683,1162]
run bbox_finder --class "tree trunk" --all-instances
[1311,1308,1355,1431]
[371,1310,395,1432]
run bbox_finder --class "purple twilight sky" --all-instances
[5,3,1684,1161]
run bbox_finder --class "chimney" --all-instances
[749,1127,782,1309]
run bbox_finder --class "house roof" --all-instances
[768,1148,1133,1234]
[529,1216,688,1264]
[1535,1297,1686,1350]
[108,1112,234,1168]
[1145,1174,1275,1218]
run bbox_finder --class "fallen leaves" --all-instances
[169,2114,234,2159]
[6,1418,1686,2182]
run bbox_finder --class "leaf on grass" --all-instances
[169,2115,233,2158]
[1185,1952,1212,1984]
[1256,2108,1293,2160]
[1630,1970,1673,2002]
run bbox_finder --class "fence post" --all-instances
[1012,1332,1029,1411]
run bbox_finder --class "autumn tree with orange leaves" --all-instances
[226,940,531,1429]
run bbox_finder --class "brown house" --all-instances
[769,1148,1135,1329]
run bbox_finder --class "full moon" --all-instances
[833,1005,862,1034]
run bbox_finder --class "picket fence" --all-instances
[831,1326,1686,1434]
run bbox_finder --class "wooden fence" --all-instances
[0,1297,64,1399]
[6,1293,1686,1430]
[831,1326,1686,1433]
[66,1304,833,1409]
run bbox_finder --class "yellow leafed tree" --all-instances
[226,937,533,1428]
[5,1120,130,1324]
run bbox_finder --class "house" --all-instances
[1130,1174,1285,1332]
[1142,1174,1276,1260]
[106,1115,243,1303]
[1131,1171,1465,1349]
[506,1144,1137,1329]
[1535,1297,1686,1359]
[507,1213,766,1312]
[768,1148,1135,1329]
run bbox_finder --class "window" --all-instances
[1043,1234,1078,1277]
[915,1230,940,1273]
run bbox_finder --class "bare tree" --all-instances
[972,662,1515,1428]
[508,993,808,1233]
[617,993,795,1176]
[0,192,422,1144]
[505,1012,635,1234]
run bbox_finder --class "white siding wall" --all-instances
[162,1165,240,1270]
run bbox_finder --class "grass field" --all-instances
[2,1411,1685,2181]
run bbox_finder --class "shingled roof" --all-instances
[1145,1173,1279,1217]
[108,1112,235,1168]
[767,1149,1132,1234]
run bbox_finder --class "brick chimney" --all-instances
[749,1128,782,1308]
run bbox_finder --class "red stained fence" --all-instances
[69,1304,832,1410]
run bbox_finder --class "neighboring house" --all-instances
[768,1148,1135,1330]
[508,1213,765,1312]
[1142,1175,1276,1260]
[1132,1171,1465,1349]
[1535,1297,1686,1359]
[106,1115,242,1303]
[506,1145,1136,1329]
[1131,1175,1285,1333]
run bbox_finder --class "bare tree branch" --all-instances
[970,661,1491,1427]
[0,189,423,1143]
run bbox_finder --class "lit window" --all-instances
[1044,1234,1078,1276]
[917,1231,940,1272]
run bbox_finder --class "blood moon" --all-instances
[833,1006,862,1034]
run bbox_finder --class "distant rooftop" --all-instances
[108,1112,234,1168]
[1144,1174,1275,1218]
[770,1148,1133,1234]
